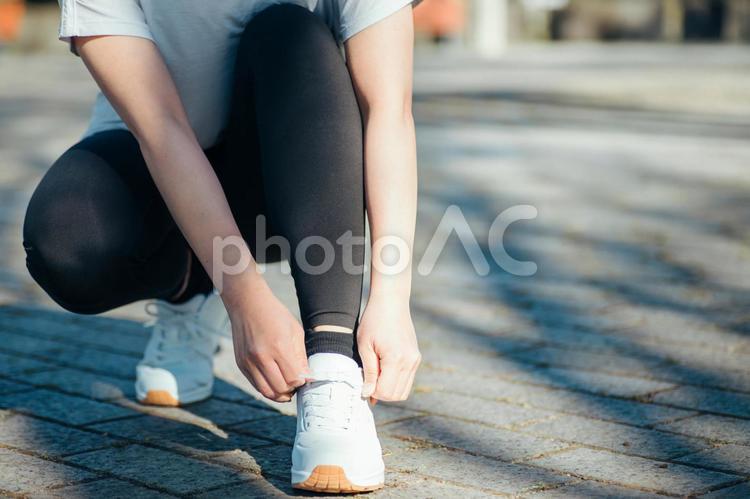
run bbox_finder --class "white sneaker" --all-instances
[135,292,230,406]
[292,353,385,493]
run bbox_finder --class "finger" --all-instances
[244,362,276,400]
[276,352,307,390]
[373,359,401,401]
[246,362,292,402]
[359,342,380,398]
[259,358,294,396]
[398,366,418,401]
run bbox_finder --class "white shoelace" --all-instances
[302,369,363,431]
[143,302,215,364]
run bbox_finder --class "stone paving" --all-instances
[1,42,750,497]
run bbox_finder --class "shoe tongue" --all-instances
[308,353,358,373]
[157,293,207,315]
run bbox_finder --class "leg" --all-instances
[227,5,365,359]
[23,130,212,314]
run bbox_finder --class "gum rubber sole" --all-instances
[139,390,179,407]
[292,465,383,494]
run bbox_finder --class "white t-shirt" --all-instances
[58,0,413,148]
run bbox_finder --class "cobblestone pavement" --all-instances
[1,43,750,497]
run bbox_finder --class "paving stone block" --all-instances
[415,367,697,425]
[385,444,569,494]
[0,410,118,457]
[522,480,667,498]
[522,414,711,459]
[92,415,275,470]
[373,403,423,426]
[30,478,171,498]
[508,345,666,375]
[701,481,750,498]
[230,415,297,445]
[0,447,95,494]
[403,390,555,428]
[0,389,136,425]
[42,347,140,379]
[0,378,31,395]
[512,366,676,398]
[655,415,750,445]
[382,415,570,461]
[24,368,135,400]
[652,386,750,418]
[531,447,739,496]
[65,444,246,494]
[676,444,750,476]
[131,397,275,427]
[0,351,56,376]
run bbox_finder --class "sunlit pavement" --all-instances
[1,43,749,497]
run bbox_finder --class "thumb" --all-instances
[359,341,379,398]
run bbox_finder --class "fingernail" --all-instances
[362,383,375,397]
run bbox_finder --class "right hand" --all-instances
[223,278,308,402]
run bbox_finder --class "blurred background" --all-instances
[1,1,750,497]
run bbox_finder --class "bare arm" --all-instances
[345,6,421,401]
[74,35,307,401]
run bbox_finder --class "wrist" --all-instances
[219,268,271,312]
[368,273,412,305]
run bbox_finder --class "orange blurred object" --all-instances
[413,0,465,39]
[0,0,26,41]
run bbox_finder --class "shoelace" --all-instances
[302,369,363,431]
[143,302,215,364]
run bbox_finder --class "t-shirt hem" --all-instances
[59,21,154,55]
[340,0,416,42]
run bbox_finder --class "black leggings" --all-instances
[23,5,365,352]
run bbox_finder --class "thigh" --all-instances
[23,130,188,311]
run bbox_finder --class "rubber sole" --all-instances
[139,390,180,407]
[292,465,383,494]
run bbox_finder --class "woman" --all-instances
[23,0,420,493]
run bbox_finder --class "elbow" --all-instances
[360,92,413,126]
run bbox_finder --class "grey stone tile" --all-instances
[522,480,666,498]
[531,448,739,496]
[382,415,570,460]
[0,447,95,494]
[230,415,297,445]
[676,444,750,476]
[415,367,697,425]
[92,415,275,471]
[701,481,750,499]
[30,478,172,498]
[522,414,711,459]
[653,386,750,418]
[192,476,289,498]
[41,348,140,379]
[0,351,56,376]
[0,378,31,395]
[0,389,136,425]
[373,471,515,498]
[403,390,555,428]
[65,445,246,494]
[373,402,423,426]
[508,345,666,375]
[655,415,750,445]
[512,367,676,398]
[385,444,569,494]
[131,397,276,427]
[0,410,118,457]
[24,368,135,401]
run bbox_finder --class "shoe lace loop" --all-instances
[302,369,362,431]
[144,302,214,362]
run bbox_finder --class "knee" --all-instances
[23,166,127,314]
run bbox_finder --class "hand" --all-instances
[357,294,421,402]
[223,277,308,402]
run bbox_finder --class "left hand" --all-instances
[357,294,421,402]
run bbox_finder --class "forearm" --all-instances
[136,122,267,303]
[364,110,418,301]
